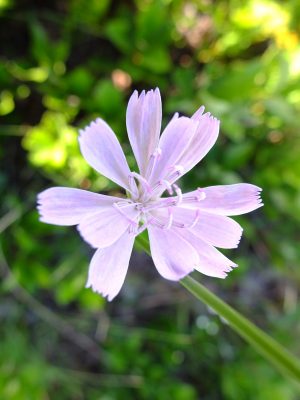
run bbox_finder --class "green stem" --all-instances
[181,276,300,382]
[135,236,300,383]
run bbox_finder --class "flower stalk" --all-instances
[181,275,300,382]
[136,235,300,383]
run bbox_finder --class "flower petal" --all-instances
[176,112,219,175]
[150,207,242,249]
[191,212,242,249]
[191,105,205,120]
[37,187,118,226]
[148,116,198,186]
[126,88,162,176]
[78,118,132,191]
[86,232,135,301]
[171,207,243,249]
[174,229,237,278]
[147,226,198,280]
[182,183,263,216]
[77,203,139,248]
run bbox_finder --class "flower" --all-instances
[37,88,263,301]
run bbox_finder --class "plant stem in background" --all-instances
[181,275,300,383]
[135,236,300,383]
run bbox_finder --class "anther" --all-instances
[153,147,162,157]
[165,164,184,183]
[181,189,206,204]
[135,203,145,212]
[173,222,185,228]
[196,188,206,201]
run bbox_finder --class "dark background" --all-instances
[1,0,300,398]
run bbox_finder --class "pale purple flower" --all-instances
[37,88,263,300]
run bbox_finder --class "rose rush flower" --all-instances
[37,88,263,301]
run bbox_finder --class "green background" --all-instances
[1,0,300,398]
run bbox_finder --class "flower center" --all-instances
[120,172,206,235]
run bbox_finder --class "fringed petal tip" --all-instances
[85,281,115,301]
[214,262,238,279]
[78,117,107,135]
[37,188,53,203]
[192,105,205,120]
[36,203,47,214]
[234,184,264,213]
[78,116,132,191]
[226,262,238,271]
[192,105,220,125]
[232,228,243,249]
[135,87,160,97]
[251,186,264,208]
[78,119,111,146]
[184,183,264,216]
[36,193,43,204]
[78,119,97,138]
[128,88,161,109]
[85,233,135,301]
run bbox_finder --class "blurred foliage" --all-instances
[1,0,300,398]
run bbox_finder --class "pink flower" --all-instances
[37,88,263,300]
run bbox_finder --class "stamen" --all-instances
[196,188,206,201]
[128,223,136,234]
[148,216,164,229]
[173,210,200,229]
[135,203,145,212]
[113,202,140,226]
[148,210,173,230]
[189,210,200,228]
[161,180,173,195]
[145,147,162,181]
[162,165,184,187]
[181,188,206,204]
[149,179,170,196]
[114,199,133,207]
[173,184,183,205]
[163,207,173,230]
[128,174,139,198]
[143,197,175,212]
[131,219,141,234]
[144,165,185,201]
[131,172,152,193]
[173,222,185,228]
